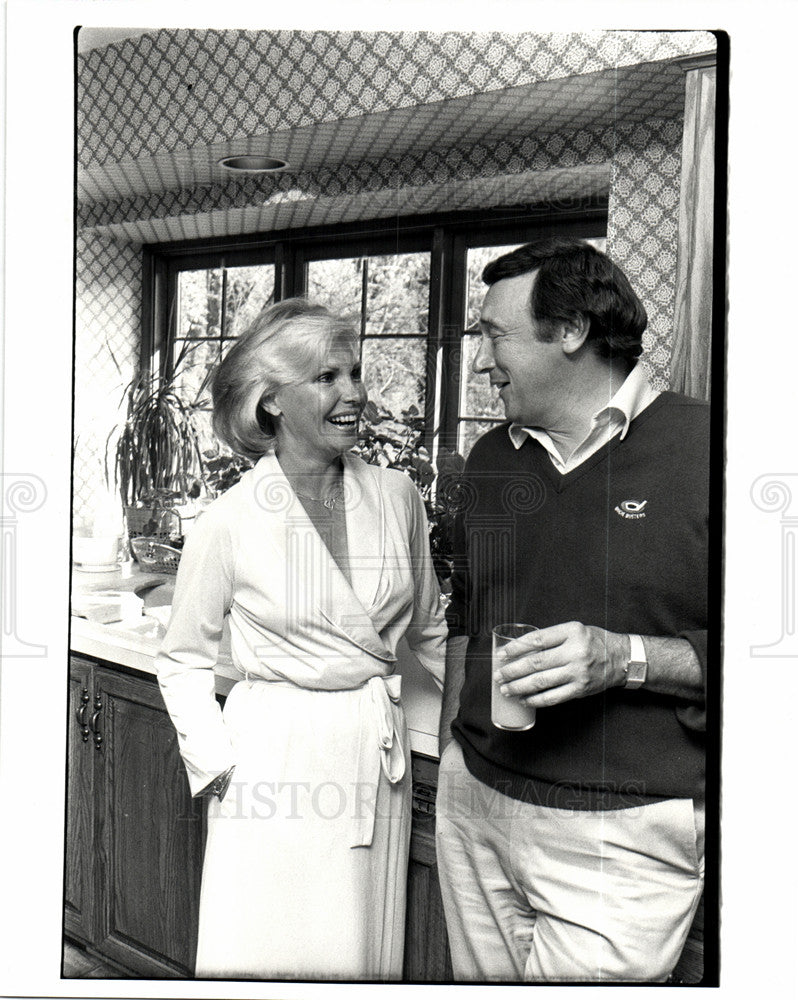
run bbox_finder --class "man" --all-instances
[435,238,708,983]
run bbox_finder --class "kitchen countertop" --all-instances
[70,561,441,757]
[70,561,240,695]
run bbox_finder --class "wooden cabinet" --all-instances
[65,654,453,980]
[64,658,96,943]
[403,754,452,981]
[65,656,204,977]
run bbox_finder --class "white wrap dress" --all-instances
[155,451,446,980]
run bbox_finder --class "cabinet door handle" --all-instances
[77,687,90,742]
[91,694,103,751]
[411,780,436,820]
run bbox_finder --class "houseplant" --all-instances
[108,342,206,564]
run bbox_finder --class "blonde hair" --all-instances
[211,298,359,459]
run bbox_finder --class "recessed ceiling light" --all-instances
[218,155,288,173]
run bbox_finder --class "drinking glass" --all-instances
[491,623,538,731]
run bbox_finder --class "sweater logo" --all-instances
[615,499,648,520]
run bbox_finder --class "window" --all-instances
[144,206,607,462]
[172,263,275,451]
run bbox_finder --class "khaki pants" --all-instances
[435,741,704,983]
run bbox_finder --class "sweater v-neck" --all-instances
[518,392,672,493]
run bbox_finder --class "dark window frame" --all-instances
[141,201,608,454]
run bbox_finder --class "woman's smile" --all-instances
[327,411,360,430]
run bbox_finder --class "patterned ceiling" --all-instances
[77,29,716,209]
[81,163,613,245]
[78,57,692,206]
[78,30,714,164]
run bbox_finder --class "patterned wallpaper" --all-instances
[606,119,684,391]
[73,29,717,522]
[74,233,140,529]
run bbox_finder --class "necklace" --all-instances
[293,488,344,511]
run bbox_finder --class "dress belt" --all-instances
[351,673,406,849]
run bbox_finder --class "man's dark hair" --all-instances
[482,238,647,365]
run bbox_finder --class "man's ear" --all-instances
[560,314,591,355]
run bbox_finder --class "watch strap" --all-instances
[624,633,648,689]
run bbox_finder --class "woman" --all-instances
[156,298,446,981]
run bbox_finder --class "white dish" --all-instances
[74,562,121,574]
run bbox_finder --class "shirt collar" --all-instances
[508,362,659,451]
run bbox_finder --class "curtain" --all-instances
[671,64,716,401]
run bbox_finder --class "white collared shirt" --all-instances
[507,363,660,474]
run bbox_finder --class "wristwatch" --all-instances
[623,633,648,689]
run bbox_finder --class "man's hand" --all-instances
[494,622,628,707]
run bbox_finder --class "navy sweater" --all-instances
[448,392,709,810]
